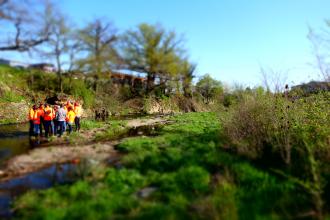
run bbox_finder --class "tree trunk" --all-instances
[57,72,63,93]
[146,73,155,94]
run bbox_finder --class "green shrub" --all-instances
[64,79,95,108]
[105,168,145,194]
[175,166,210,195]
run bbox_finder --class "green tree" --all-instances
[121,23,185,94]
[181,60,196,97]
[196,74,223,104]
[77,18,119,92]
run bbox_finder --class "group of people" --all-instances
[28,101,83,138]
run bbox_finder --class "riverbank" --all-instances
[0,116,169,182]
[12,112,312,219]
[2,112,328,219]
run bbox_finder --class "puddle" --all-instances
[0,124,30,168]
[0,163,80,219]
[0,123,43,168]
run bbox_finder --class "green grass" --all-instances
[13,112,312,219]
[0,90,25,103]
[94,120,128,141]
[0,65,29,104]
[0,118,19,124]
[0,65,29,88]
[80,120,104,130]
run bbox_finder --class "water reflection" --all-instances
[0,123,37,167]
[0,163,78,218]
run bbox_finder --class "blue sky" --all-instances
[4,0,330,87]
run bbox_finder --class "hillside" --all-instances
[0,65,210,124]
[0,65,31,124]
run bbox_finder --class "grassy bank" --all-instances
[13,112,315,219]
[0,65,211,125]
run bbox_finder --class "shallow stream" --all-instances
[0,123,66,218]
[0,123,31,168]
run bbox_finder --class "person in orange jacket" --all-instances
[43,104,54,138]
[66,106,76,134]
[64,100,73,113]
[74,102,83,132]
[33,105,44,137]
[28,105,36,136]
[38,103,45,136]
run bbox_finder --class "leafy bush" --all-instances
[220,90,330,217]
[63,79,95,108]
[195,74,223,104]
[221,90,330,162]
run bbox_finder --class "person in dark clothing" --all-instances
[53,105,59,135]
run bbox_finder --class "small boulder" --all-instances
[136,187,157,199]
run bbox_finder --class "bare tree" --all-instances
[39,4,73,93]
[308,26,330,82]
[0,0,51,52]
[260,66,288,93]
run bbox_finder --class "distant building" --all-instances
[111,72,146,87]
[29,63,56,73]
[0,58,29,69]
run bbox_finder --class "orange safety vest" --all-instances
[74,105,82,117]
[44,107,53,121]
[38,108,44,117]
[51,108,56,120]
[66,110,76,123]
[66,104,73,111]
[33,110,43,124]
[28,108,34,120]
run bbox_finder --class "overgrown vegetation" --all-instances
[14,112,323,219]
[220,89,330,219]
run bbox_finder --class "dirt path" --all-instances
[0,116,169,181]
[126,117,167,127]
